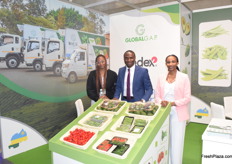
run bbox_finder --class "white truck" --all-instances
[0,33,24,68]
[61,44,109,83]
[41,38,65,75]
[22,24,65,75]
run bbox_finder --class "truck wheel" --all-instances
[68,72,77,83]
[33,61,42,71]
[53,64,62,76]
[6,56,19,69]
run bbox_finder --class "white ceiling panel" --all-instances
[60,0,232,15]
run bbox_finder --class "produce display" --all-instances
[127,102,159,116]
[63,128,95,146]
[95,100,126,115]
[96,139,113,151]
[96,100,126,112]
[116,116,134,132]
[200,67,227,81]
[112,144,130,156]
[78,111,113,131]
[53,99,170,162]
[93,131,137,159]
[134,118,147,126]
[60,125,98,149]
[110,136,128,146]
[84,115,108,127]
[116,116,148,134]
[122,116,134,125]
[96,136,130,156]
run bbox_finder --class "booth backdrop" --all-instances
[0,0,109,158]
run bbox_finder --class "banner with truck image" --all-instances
[0,0,109,158]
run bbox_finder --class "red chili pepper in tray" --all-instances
[63,128,95,146]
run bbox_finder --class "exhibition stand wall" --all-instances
[0,0,232,163]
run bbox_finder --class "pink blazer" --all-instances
[155,71,191,121]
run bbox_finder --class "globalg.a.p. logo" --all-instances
[135,24,145,36]
[125,24,157,43]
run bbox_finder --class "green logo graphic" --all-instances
[125,24,157,43]
[135,24,145,35]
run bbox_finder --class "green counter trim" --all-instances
[0,74,86,103]
[49,100,171,163]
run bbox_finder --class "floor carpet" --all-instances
[183,122,208,164]
[6,122,207,164]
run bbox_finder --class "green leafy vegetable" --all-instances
[112,144,130,156]
[202,25,228,38]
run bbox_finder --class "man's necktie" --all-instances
[127,68,130,100]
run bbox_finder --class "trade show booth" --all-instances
[0,0,232,164]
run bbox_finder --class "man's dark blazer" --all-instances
[114,65,153,102]
[87,69,117,102]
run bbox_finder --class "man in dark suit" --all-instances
[113,50,153,102]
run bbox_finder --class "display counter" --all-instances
[49,100,171,164]
[202,118,232,164]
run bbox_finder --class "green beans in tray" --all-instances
[201,67,228,81]
[202,25,228,38]
[202,45,227,60]
[97,100,125,112]
[128,102,158,116]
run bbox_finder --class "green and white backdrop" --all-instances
[1,0,232,160]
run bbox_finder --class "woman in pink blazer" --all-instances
[155,54,191,164]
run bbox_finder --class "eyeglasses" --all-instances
[96,60,105,65]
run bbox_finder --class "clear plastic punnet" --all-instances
[125,102,161,120]
[78,111,114,131]
[110,115,151,138]
[95,100,127,115]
